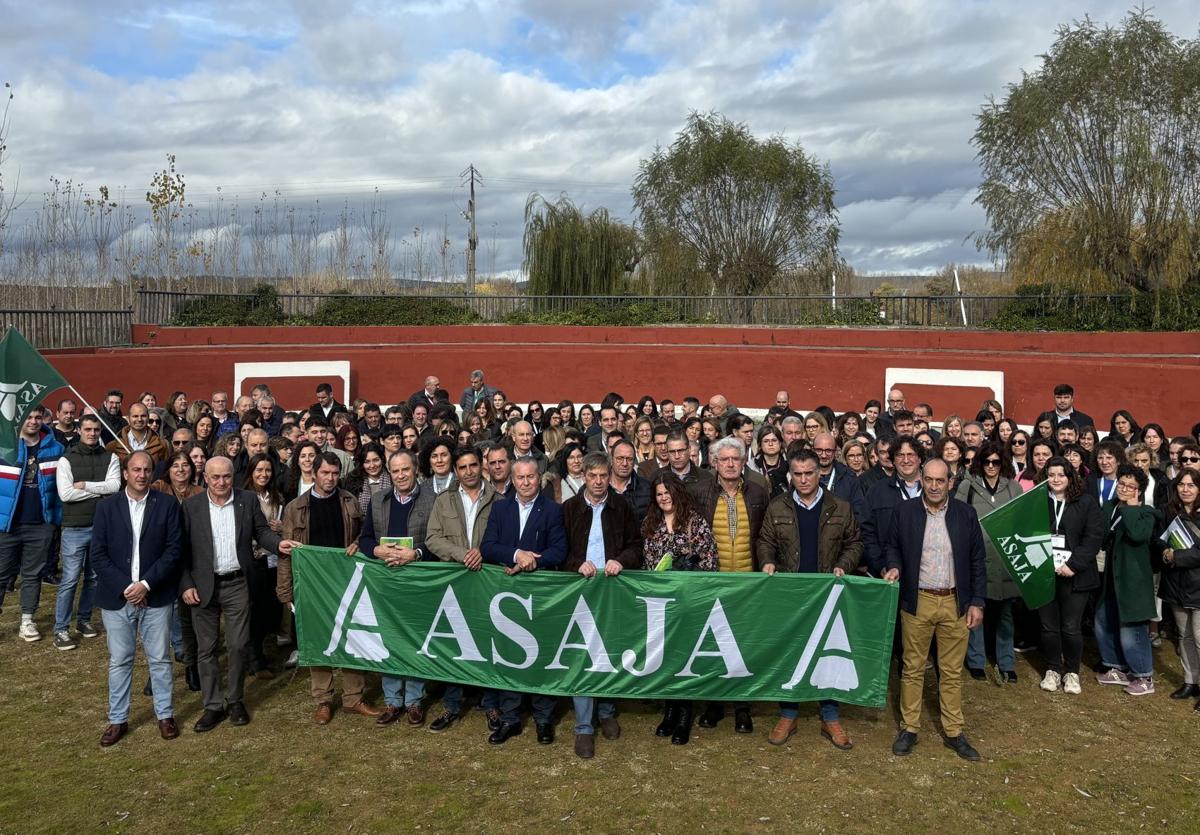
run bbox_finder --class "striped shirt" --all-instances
[208,493,239,574]
[918,501,955,590]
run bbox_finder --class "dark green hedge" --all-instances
[502,300,694,326]
[170,284,284,326]
[301,294,481,326]
[986,283,1200,331]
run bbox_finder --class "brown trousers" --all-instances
[310,667,366,708]
[899,590,970,737]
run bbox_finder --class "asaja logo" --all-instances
[0,380,46,423]
[997,532,1054,581]
[781,585,858,692]
[324,563,390,662]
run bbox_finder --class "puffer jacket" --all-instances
[0,428,64,531]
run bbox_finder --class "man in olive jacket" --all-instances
[757,449,862,751]
[423,446,501,732]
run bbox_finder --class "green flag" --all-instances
[0,327,68,463]
[979,482,1056,608]
[291,548,900,707]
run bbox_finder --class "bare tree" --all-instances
[0,82,24,261]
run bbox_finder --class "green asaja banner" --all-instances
[292,547,899,707]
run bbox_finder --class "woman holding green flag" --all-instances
[1038,458,1105,696]
[1159,467,1200,708]
[957,441,1024,683]
[1093,465,1160,696]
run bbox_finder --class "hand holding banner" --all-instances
[291,547,899,707]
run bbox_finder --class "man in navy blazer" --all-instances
[480,458,566,746]
[883,457,986,763]
[90,451,183,747]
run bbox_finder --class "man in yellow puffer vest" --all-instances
[696,436,769,733]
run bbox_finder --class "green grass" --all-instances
[3,599,1199,834]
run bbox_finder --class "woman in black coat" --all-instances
[1159,468,1200,707]
[1038,457,1105,696]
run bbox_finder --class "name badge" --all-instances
[1050,535,1069,568]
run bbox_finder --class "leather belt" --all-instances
[919,587,956,596]
[215,569,244,580]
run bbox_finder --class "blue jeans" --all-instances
[967,598,1016,672]
[101,602,174,723]
[442,684,465,714]
[779,700,839,722]
[1094,590,1153,678]
[53,526,96,633]
[572,697,617,735]
[381,675,425,708]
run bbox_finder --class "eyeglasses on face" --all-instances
[984,458,1002,466]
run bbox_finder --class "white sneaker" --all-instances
[1063,673,1081,694]
[285,649,298,668]
[19,621,42,642]
[1040,670,1061,691]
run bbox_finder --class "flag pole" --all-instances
[67,384,130,453]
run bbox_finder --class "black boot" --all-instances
[672,703,693,745]
[186,664,201,692]
[655,703,680,737]
[698,703,724,728]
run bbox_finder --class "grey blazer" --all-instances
[179,488,282,606]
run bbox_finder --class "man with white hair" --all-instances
[696,435,769,735]
[511,421,548,475]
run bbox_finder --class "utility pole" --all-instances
[461,164,480,294]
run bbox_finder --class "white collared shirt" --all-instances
[127,489,148,585]
[459,486,484,539]
[517,495,536,538]
[792,486,825,511]
[207,492,239,574]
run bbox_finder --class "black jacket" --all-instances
[1158,516,1200,609]
[1050,493,1106,592]
[861,474,923,576]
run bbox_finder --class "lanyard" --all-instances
[1051,498,1065,533]
[823,467,836,490]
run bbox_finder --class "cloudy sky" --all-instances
[1,0,1197,277]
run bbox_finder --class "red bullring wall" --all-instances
[43,325,1200,435]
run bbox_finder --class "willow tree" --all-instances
[973,12,1200,292]
[632,112,839,299]
[522,193,640,296]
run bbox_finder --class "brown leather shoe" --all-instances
[574,733,595,759]
[345,701,383,719]
[821,720,853,750]
[158,718,179,740]
[100,722,128,747]
[767,717,796,746]
[406,704,426,726]
[376,705,404,726]
[314,702,334,725]
[600,717,621,740]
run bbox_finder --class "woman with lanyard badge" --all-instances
[1088,441,1126,505]
[1039,457,1105,695]
[957,441,1025,682]
[1159,467,1200,709]
[1093,465,1160,695]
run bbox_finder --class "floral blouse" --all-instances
[642,513,718,572]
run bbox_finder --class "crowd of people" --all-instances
[2,371,1199,762]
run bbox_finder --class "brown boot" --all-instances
[314,703,334,725]
[345,701,383,719]
[821,720,853,750]
[767,717,796,746]
[100,722,128,747]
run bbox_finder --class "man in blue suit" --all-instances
[884,457,987,762]
[480,458,567,745]
[90,451,183,747]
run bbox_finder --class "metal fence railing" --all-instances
[134,289,1118,328]
[1,309,134,350]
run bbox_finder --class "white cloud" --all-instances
[2,0,1197,278]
